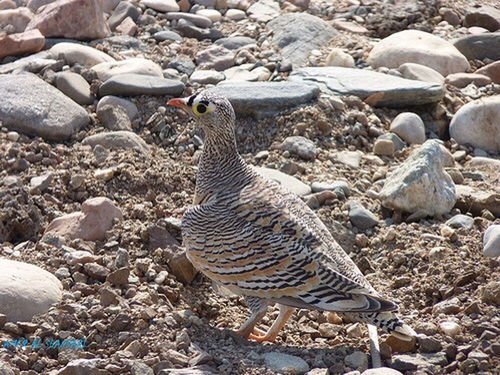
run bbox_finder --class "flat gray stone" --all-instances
[0,73,89,140]
[289,67,444,107]
[56,71,94,105]
[153,30,182,42]
[268,13,337,67]
[255,167,311,196]
[453,34,500,61]
[0,258,63,322]
[445,214,474,230]
[208,81,319,116]
[82,131,149,154]
[215,36,256,50]
[483,225,500,258]
[348,200,379,230]
[262,352,310,375]
[99,74,185,96]
[0,51,55,74]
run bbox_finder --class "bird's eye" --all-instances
[193,103,208,115]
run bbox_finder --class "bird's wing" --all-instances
[182,171,397,313]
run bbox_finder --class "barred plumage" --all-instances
[167,91,416,346]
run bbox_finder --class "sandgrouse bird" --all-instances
[167,91,415,355]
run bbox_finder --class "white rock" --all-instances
[190,69,225,85]
[225,8,245,21]
[247,0,279,23]
[96,96,138,120]
[49,42,115,67]
[439,321,461,337]
[368,30,470,76]
[449,95,500,153]
[262,352,310,375]
[255,167,311,196]
[325,48,355,68]
[0,258,62,322]
[345,351,368,370]
[335,150,361,169]
[379,140,456,217]
[141,0,179,12]
[91,58,163,81]
[483,225,500,258]
[390,112,426,144]
[281,136,317,160]
[362,368,403,375]
[398,62,445,84]
[196,9,222,22]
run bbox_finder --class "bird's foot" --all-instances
[236,327,276,342]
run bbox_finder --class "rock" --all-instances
[455,184,500,217]
[30,172,53,192]
[449,96,500,152]
[388,353,446,372]
[56,71,94,105]
[25,0,110,40]
[0,186,40,243]
[99,74,185,96]
[281,136,317,161]
[348,200,378,230]
[476,61,500,84]
[247,0,279,23]
[439,321,461,337]
[290,67,444,107]
[190,69,225,85]
[262,352,310,375]
[175,19,221,41]
[108,1,140,30]
[332,19,368,34]
[96,104,131,131]
[445,73,491,88]
[0,0,15,9]
[0,258,62,322]
[58,359,101,375]
[0,361,14,375]
[165,12,212,28]
[208,81,319,116]
[481,280,500,305]
[116,16,137,36]
[379,140,456,217]
[168,56,196,75]
[107,267,130,286]
[0,7,33,33]
[433,297,461,315]
[49,42,115,67]
[44,197,122,241]
[374,138,395,156]
[0,73,89,140]
[166,249,197,284]
[215,36,256,50]
[97,96,138,120]
[345,351,368,370]
[325,48,355,68]
[142,0,179,12]
[334,150,361,169]
[131,361,154,375]
[196,9,222,23]
[311,180,350,197]
[223,65,270,82]
[398,63,445,84]
[361,368,402,375]
[225,8,245,21]
[84,263,109,281]
[0,50,56,74]
[453,34,500,61]
[268,13,337,67]
[318,322,340,338]
[0,29,45,59]
[390,112,425,144]
[82,131,149,154]
[483,225,500,258]
[445,214,474,230]
[65,250,98,266]
[256,167,311,196]
[195,45,234,71]
[418,336,442,353]
[91,57,163,81]
[464,5,500,31]
[153,30,182,42]
[439,7,461,26]
[367,30,469,76]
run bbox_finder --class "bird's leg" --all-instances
[249,304,295,342]
[236,296,268,338]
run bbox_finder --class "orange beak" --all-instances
[167,97,188,110]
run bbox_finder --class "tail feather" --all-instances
[341,311,416,341]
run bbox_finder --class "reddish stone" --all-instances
[476,61,500,84]
[115,16,137,36]
[0,28,44,59]
[445,72,492,88]
[25,0,110,40]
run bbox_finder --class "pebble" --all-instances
[97,95,138,121]
[445,73,491,88]
[445,214,474,230]
[0,258,62,322]
[463,5,500,32]
[482,225,500,258]
[361,368,402,375]
[108,1,140,30]
[345,351,368,370]
[256,167,311,196]
[91,57,163,80]
[389,112,426,144]
[476,61,500,84]
[190,69,225,85]
[432,297,461,315]
[107,267,130,286]
[325,48,355,68]
[99,73,185,96]
[334,150,361,169]
[0,73,89,141]
[290,67,444,107]
[196,9,222,23]
[116,16,138,36]
[367,30,469,76]
[311,180,350,197]
[142,0,179,12]
[481,280,500,305]
[348,200,378,230]
[418,336,443,353]
[453,34,500,61]
[165,12,213,28]
[195,45,234,71]
[0,7,33,33]
[153,30,182,42]
[30,172,53,192]
[454,184,499,218]
[49,42,115,67]
[373,138,395,156]
[449,95,500,153]
[379,140,456,218]
[208,81,319,116]
[225,8,246,21]
[262,352,310,375]
[281,136,317,161]
[439,321,461,337]
[82,131,150,154]
[398,62,445,84]
[56,71,94,105]
[247,0,279,23]
[0,29,45,59]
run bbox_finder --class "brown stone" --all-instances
[106,267,130,286]
[464,5,500,32]
[0,29,44,59]
[455,185,500,217]
[332,19,368,34]
[445,73,492,88]
[0,7,33,33]
[115,16,137,36]
[476,61,500,84]
[25,0,110,40]
[384,335,416,353]
[166,249,198,284]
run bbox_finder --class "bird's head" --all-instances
[167,91,236,139]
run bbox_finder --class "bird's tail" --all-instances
[340,311,416,341]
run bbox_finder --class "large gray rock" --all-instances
[267,13,337,67]
[56,71,94,105]
[99,74,185,96]
[82,131,149,154]
[379,140,456,218]
[49,42,115,67]
[0,73,89,140]
[453,34,500,61]
[255,167,311,196]
[0,258,62,322]
[208,81,319,116]
[289,67,444,107]
[367,30,469,76]
[449,96,500,153]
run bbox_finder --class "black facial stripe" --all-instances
[187,93,198,106]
